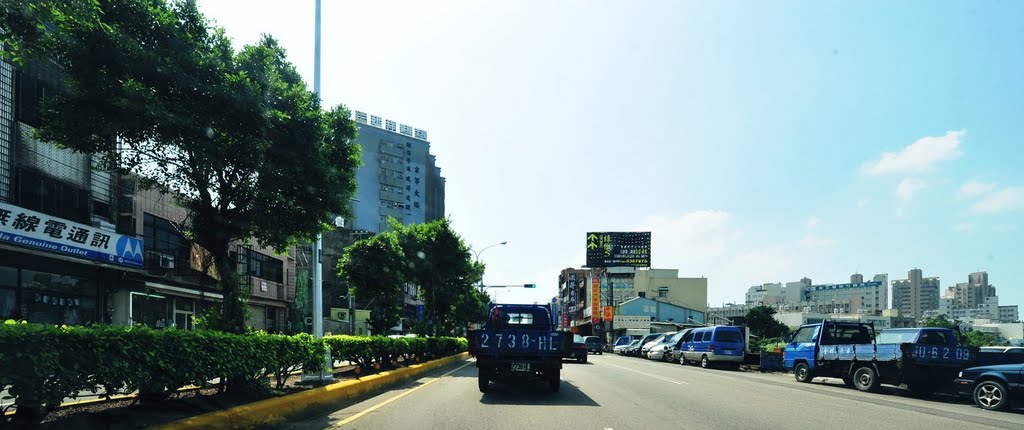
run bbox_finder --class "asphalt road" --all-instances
[284,353,1024,430]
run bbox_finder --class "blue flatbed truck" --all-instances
[467,304,570,393]
[784,322,976,396]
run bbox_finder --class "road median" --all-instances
[150,352,471,430]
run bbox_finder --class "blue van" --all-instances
[679,326,746,369]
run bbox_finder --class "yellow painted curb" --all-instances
[149,352,470,430]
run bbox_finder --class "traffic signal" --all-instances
[524,284,536,288]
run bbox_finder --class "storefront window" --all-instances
[20,269,98,325]
[0,266,15,320]
[131,292,169,328]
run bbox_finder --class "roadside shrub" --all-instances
[0,322,324,421]
[322,335,467,370]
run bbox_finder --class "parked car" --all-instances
[954,362,1024,411]
[612,335,641,352]
[640,333,669,358]
[647,331,683,361]
[976,346,1024,366]
[617,339,640,355]
[566,334,588,363]
[663,329,691,363]
[680,326,746,369]
[630,333,662,357]
[623,339,643,356]
[584,336,604,355]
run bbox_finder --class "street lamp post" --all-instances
[471,241,507,291]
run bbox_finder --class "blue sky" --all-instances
[196,1,1024,311]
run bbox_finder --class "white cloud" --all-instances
[799,235,837,248]
[896,177,926,201]
[953,222,976,233]
[807,216,821,229]
[957,180,997,199]
[970,186,1024,214]
[641,210,741,266]
[856,199,869,208]
[860,130,965,175]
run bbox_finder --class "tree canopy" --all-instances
[337,233,405,334]
[0,0,361,332]
[744,305,790,339]
[390,218,484,336]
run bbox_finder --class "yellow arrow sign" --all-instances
[587,233,598,241]
[587,242,597,250]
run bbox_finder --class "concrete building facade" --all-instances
[349,111,444,233]
[891,268,940,320]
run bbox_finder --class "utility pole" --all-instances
[305,0,331,381]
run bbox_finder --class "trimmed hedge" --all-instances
[0,322,325,420]
[323,335,468,370]
[0,322,468,421]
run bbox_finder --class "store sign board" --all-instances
[0,202,144,268]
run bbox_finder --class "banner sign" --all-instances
[591,277,600,324]
[586,232,651,267]
[0,202,144,268]
[568,272,577,313]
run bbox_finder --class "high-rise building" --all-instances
[892,268,940,320]
[873,274,889,310]
[851,273,864,283]
[968,271,995,307]
[349,111,445,233]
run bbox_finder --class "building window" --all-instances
[131,292,168,328]
[243,250,284,284]
[0,266,16,320]
[21,269,98,325]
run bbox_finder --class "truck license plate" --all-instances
[511,362,530,372]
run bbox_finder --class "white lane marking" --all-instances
[600,361,688,385]
[330,360,474,428]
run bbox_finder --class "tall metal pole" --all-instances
[309,0,331,381]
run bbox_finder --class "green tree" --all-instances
[337,233,406,334]
[922,314,960,330]
[961,330,1006,348]
[391,218,483,336]
[1,0,360,333]
[745,305,790,339]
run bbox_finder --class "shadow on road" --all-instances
[479,379,599,407]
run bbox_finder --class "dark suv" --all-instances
[584,336,603,355]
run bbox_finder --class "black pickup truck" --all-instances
[468,304,569,393]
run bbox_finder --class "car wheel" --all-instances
[852,366,880,393]
[700,355,710,369]
[582,355,588,364]
[794,363,813,383]
[478,374,490,393]
[973,380,1009,411]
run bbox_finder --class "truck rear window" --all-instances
[877,330,918,344]
[821,325,871,345]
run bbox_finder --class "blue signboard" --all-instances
[0,202,144,268]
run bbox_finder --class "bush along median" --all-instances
[0,321,468,424]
